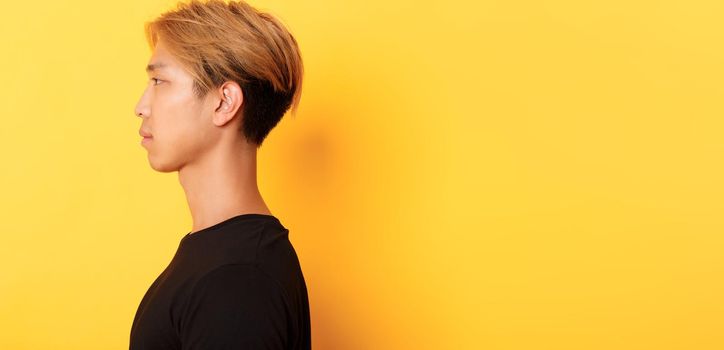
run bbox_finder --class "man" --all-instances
[129,0,310,349]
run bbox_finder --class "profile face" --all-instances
[134,38,217,173]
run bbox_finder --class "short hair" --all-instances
[143,0,303,147]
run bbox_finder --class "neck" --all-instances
[178,138,272,235]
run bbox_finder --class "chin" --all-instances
[147,154,182,173]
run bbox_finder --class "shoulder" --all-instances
[179,264,291,348]
[189,264,289,307]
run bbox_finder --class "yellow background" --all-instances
[1,0,723,349]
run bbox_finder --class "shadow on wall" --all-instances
[280,96,374,349]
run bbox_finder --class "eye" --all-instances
[150,77,162,85]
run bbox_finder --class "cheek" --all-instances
[158,105,211,152]
[154,96,194,136]
[151,90,214,153]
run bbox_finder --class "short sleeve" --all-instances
[180,264,289,350]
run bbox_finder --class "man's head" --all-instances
[134,0,303,172]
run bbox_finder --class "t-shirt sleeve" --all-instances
[179,264,289,350]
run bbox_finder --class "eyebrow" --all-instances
[146,62,167,73]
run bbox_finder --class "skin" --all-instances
[134,37,272,235]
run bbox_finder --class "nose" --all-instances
[134,89,150,118]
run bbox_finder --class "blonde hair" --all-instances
[144,0,303,146]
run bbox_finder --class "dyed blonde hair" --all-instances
[144,0,303,146]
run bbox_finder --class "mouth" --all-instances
[139,129,153,138]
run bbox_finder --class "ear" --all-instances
[211,81,244,127]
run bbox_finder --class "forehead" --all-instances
[145,40,178,74]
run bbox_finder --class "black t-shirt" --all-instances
[129,213,311,349]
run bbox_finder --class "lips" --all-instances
[139,129,153,138]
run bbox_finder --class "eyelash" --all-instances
[150,78,162,85]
